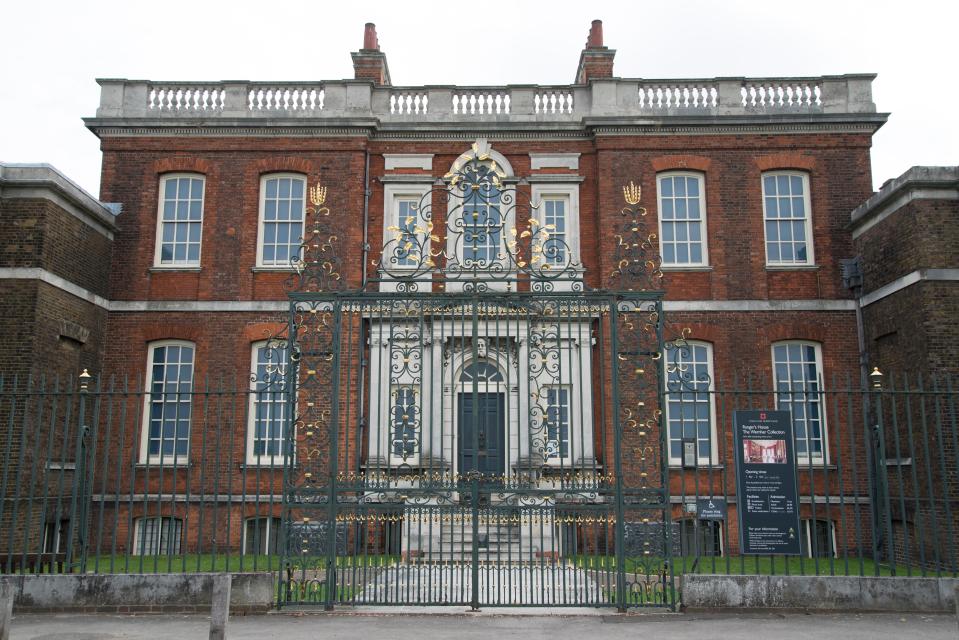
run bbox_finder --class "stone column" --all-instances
[0,578,13,640]
[514,336,538,479]
[209,574,231,640]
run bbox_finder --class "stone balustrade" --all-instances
[92,75,878,122]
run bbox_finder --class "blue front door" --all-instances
[457,392,506,478]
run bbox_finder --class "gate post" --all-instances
[867,370,896,573]
[64,370,93,572]
[324,300,344,611]
[608,299,628,612]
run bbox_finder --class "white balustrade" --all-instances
[247,86,325,111]
[741,82,821,108]
[114,75,865,121]
[453,91,510,115]
[148,86,225,111]
[534,90,574,115]
[637,84,717,110]
[391,92,429,115]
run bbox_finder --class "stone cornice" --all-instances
[850,165,959,238]
[85,119,884,141]
[0,163,118,238]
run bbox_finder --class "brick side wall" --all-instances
[0,197,112,380]
[0,198,113,298]
[855,195,959,375]
[0,280,39,380]
[857,198,959,293]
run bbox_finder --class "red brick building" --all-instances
[14,21,947,604]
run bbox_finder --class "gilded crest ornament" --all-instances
[309,184,327,206]
[623,180,642,205]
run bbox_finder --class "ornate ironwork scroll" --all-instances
[606,181,665,292]
[276,160,682,611]
[376,142,585,292]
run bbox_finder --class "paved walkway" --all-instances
[8,611,958,640]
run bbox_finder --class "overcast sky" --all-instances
[2,0,956,197]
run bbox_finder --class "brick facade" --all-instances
[852,166,959,376]
[15,23,955,571]
[0,168,115,381]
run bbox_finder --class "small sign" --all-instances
[696,498,726,520]
[733,410,802,555]
[682,439,698,469]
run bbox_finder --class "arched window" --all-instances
[772,341,827,462]
[258,173,306,268]
[445,141,514,274]
[247,340,289,464]
[664,341,716,466]
[459,361,504,382]
[140,340,195,463]
[657,172,707,267]
[154,173,205,267]
[461,173,502,266]
[762,171,814,266]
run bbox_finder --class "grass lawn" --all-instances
[75,554,398,574]
[570,554,924,577]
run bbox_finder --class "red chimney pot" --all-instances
[589,20,604,48]
[363,23,379,50]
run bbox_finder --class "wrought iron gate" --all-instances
[275,151,676,609]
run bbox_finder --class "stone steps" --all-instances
[358,564,604,605]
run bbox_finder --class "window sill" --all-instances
[150,266,201,273]
[884,457,912,466]
[668,463,724,470]
[135,461,192,468]
[661,265,713,272]
[525,174,586,184]
[765,264,820,271]
[796,462,837,470]
[252,266,296,273]
[241,461,287,469]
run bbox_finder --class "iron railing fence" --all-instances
[0,371,955,588]
[665,372,958,578]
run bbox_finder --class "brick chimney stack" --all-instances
[352,22,392,86]
[575,19,616,84]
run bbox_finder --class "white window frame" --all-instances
[242,516,281,555]
[656,172,708,267]
[256,173,307,270]
[664,341,718,467]
[679,518,725,557]
[530,184,581,268]
[771,341,829,465]
[42,519,69,554]
[542,384,573,465]
[762,171,815,266]
[133,516,183,555]
[139,340,195,464]
[800,518,838,558]
[153,173,205,268]
[383,184,432,273]
[246,341,290,465]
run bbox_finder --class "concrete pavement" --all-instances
[7,610,957,640]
